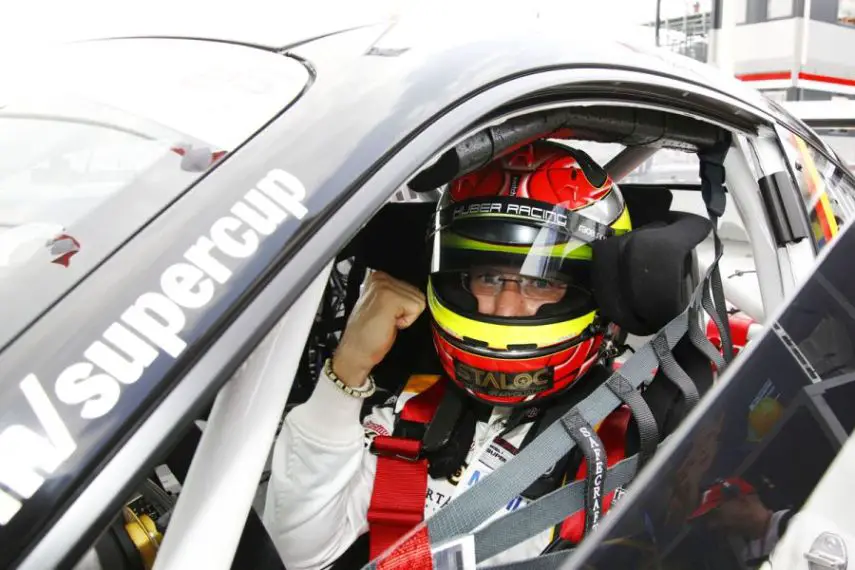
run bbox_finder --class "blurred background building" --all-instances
[650,0,855,102]
[647,0,855,167]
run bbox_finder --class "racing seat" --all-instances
[618,184,716,439]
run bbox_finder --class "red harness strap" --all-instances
[368,377,447,560]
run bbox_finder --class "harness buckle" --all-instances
[370,435,424,462]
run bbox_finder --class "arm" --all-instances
[262,371,392,569]
[262,271,425,569]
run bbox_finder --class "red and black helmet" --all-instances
[426,140,632,406]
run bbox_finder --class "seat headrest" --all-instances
[621,185,674,229]
[592,212,713,336]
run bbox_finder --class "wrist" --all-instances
[331,349,373,388]
[323,358,376,399]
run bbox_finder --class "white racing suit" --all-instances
[262,371,557,570]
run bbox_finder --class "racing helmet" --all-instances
[426,140,632,406]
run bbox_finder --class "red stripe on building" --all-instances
[797,72,855,87]
[737,71,792,81]
[737,71,855,87]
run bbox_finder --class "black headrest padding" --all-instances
[592,212,712,336]
[341,202,441,390]
[621,185,674,228]
[343,202,436,290]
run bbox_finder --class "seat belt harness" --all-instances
[367,378,446,559]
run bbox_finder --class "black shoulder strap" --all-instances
[699,133,736,363]
[378,376,478,480]
[424,382,478,480]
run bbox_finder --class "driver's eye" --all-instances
[476,272,501,285]
[531,278,551,289]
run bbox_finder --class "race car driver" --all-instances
[262,140,635,569]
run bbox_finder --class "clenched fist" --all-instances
[332,270,426,387]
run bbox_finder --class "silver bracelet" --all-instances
[324,358,376,399]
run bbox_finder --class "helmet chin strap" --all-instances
[581,317,610,345]
[589,317,628,364]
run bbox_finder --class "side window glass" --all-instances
[622,148,700,185]
[779,129,855,250]
[813,126,855,172]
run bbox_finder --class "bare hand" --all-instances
[332,271,426,387]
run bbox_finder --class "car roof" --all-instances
[0,0,808,156]
[89,14,815,146]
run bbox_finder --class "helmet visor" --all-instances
[429,196,611,282]
[429,199,608,316]
[462,267,570,303]
[430,225,592,283]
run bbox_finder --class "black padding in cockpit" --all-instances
[592,212,712,336]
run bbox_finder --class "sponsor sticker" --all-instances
[455,361,554,397]
[432,535,476,570]
[0,167,309,527]
[477,437,518,473]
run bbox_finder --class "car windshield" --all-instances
[0,37,310,347]
[0,38,309,274]
[0,94,208,264]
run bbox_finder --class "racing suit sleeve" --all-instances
[262,369,391,570]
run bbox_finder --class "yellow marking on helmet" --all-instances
[613,205,632,232]
[441,233,593,261]
[427,282,596,350]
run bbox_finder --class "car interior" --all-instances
[77,101,776,570]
